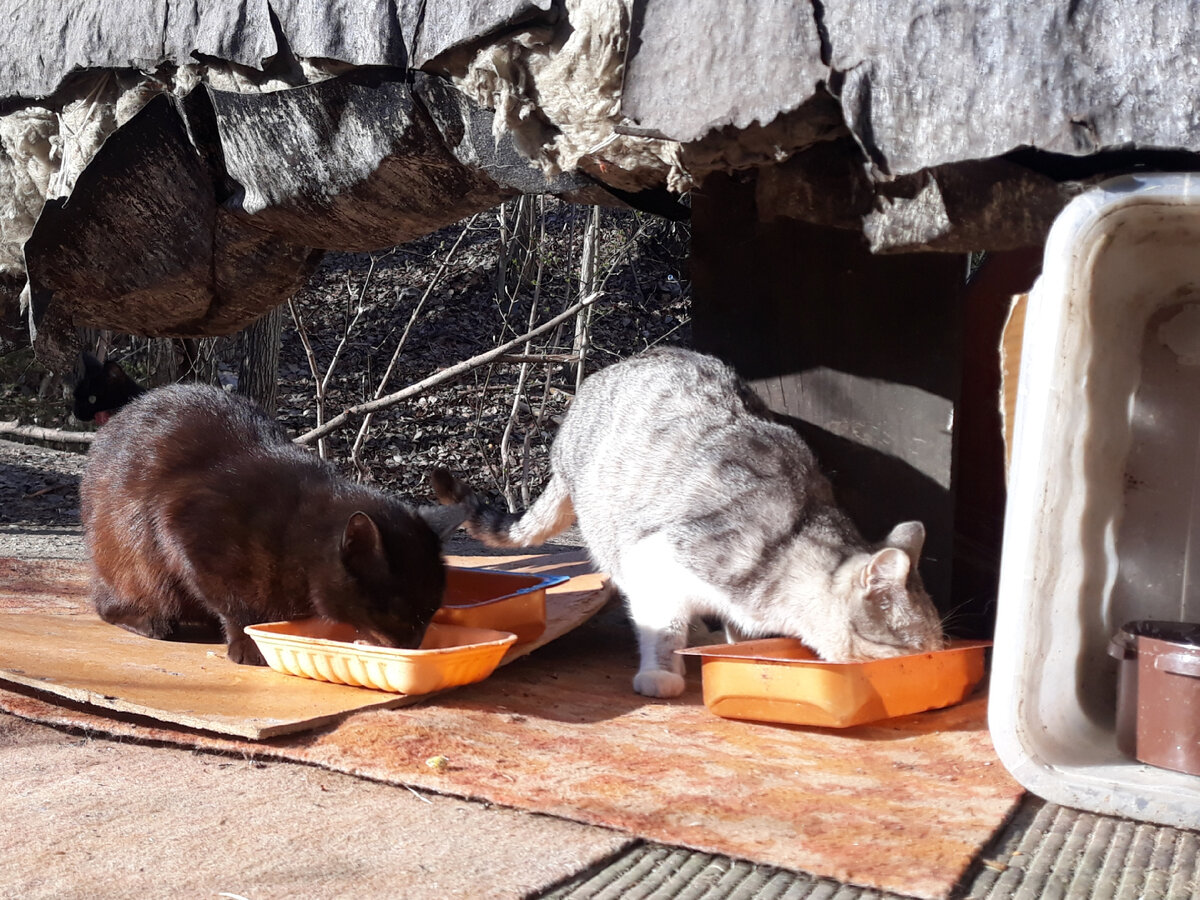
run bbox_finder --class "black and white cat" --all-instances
[435,347,944,698]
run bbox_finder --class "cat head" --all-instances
[73,352,145,425]
[321,500,469,649]
[816,521,944,661]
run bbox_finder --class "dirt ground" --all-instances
[0,204,692,514]
[0,713,632,898]
[0,438,631,899]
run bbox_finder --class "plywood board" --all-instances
[0,552,608,739]
[0,612,408,738]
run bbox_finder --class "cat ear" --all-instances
[416,504,469,541]
[424,468,477,539]
[429,467,474,507]
[102,360,129,386]
[341,511,384,567]
[884,521,925,564]
[860,547,911,592]
[80,352,102,374]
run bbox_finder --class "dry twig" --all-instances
[572,205,601,392]
[25,483,73,498]
[286,300,327,458]
[287,257,375,458]
[350,216,479,475]
[495,353,579,365]
[497,197,548,510]
[295,292,605,446]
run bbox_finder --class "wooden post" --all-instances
[951,248,1043,636]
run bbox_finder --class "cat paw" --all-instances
[227,636,266,666]
[633,669,685,698]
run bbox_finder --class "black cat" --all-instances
[73,353,146,425]
[81,383,468,664]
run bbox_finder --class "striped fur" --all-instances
[439,348,943,698]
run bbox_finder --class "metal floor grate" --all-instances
[537,842,899,900]
[536,796,1199,900]
[963,799,1199,900]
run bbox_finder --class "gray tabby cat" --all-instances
[435,347,944,698]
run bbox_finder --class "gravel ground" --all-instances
[0,439,85,523]
[0,436,587,563]
[0,436,85,559]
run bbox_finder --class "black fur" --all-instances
[73,353,146,424]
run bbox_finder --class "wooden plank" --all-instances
[950,249,1042,636]
[0,552,608,740]
[1000,292,1028,477]
[0,612,407,739]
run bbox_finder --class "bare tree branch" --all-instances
[322,255,376,397]
[350,215,479,473]
[286,298,329,459]
[295,291,605,446]
[286,257,375,460]
[495,353,579,366]
[497,199,546,511]
[572,205,602,392]
[0,421,94,444]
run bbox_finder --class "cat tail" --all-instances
[431,467,575,548]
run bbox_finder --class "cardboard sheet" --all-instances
[1000,291,1028,476]
[0,553,607,739]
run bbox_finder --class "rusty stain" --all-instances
[290,628,1021,900]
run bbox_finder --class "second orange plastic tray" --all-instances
[433,566,568,644]
[678,639,990,728]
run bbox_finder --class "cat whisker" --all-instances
[935,597,980,635]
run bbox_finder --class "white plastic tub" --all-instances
[990,173,1200,830]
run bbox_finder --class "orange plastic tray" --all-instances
[678,639,991,728]
[244,619,517,694]
[433,567,567,644]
